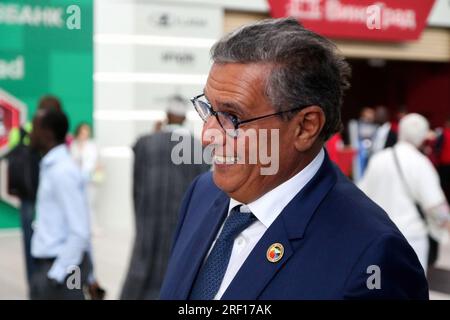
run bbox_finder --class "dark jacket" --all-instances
[121,130,210,299]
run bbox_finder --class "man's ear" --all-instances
[291,106,325,152]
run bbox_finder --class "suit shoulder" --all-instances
[133,132,174,152]
[326,170,402,236]
[178,171,223,217]
[192,171,220,195]
[133,134,152,149]
[343,231,428,299]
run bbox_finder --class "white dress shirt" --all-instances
[210,148,325,299]
[31,145,91,282]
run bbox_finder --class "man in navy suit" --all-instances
[160,18,428,300]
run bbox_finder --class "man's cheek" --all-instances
[202,127,224,147]
[235,129,258,165]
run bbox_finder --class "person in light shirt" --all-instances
[70,122,101,233]
[29,109,91,300]
[359,113,450,273]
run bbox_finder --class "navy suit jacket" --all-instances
[160,153,428,299]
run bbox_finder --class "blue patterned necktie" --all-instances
[189,205,256,300]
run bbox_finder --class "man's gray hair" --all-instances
[211,17,351,140]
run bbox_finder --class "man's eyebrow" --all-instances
[217,101,242,114]
[203,89,245,115]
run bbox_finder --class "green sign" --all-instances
[0,0,93,228]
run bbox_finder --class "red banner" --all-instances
[268,0,436,42]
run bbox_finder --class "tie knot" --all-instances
[219,206,256,241]
[188,205,256,300]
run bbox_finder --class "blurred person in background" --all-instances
[372,105,397,154]
[325,131,356,178]
[421,129,440,167]
[436,116,450,203]
[325,131,344,164]
[359,113,450,273]
[390,106,408,135]
[120,95,210,299]
[70,122,106,299]
[70,122,101,234]
[5,95,61,296]
[29,109,91,299]
[0,109,5,136]
[348,106,377,180]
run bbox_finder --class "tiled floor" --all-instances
[0,228,449,300]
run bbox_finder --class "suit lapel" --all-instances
[171,192,229,299]
[221,153,338,299]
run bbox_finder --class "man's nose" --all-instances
[201,116,225,148]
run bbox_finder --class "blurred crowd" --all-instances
[3,96,104,299]
[326,105,450,274]
[2,93,208,300]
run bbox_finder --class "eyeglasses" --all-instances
[191,93,308,137]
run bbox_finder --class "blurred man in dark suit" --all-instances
[121,96,210,299]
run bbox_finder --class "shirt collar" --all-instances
[41,144,68,168]
[229,148,325,228]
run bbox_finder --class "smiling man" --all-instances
[159,18,428,300]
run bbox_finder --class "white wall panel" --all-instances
[96,44,211,74]
[94,82,136,111]
[94,0,223,230]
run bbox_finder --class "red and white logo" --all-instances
[0,89,27,156]
[268,0,436,42]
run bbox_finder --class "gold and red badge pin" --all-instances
[266,243,284,263]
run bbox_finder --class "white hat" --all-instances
[166,95,188,117]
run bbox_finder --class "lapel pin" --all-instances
[266,243,284,263]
